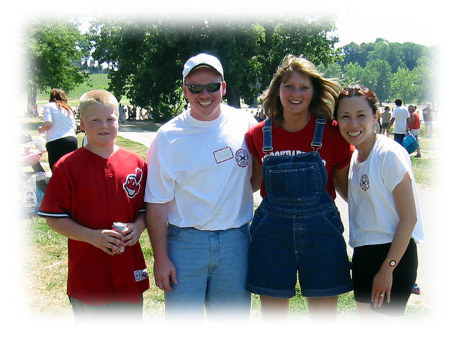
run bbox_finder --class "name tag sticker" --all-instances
[213,147,234,164]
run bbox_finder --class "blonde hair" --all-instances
[262,54,341,126]
[79,89,119,118]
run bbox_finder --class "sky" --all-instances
[334,8,443,47]
[7,2,445,48]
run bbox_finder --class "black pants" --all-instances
[352,239,418,316]
[46,136,78,171]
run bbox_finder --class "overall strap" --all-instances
[311,118,326,150]
[262,118,273,153]
[263,117,326,153]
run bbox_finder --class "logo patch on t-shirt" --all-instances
[134,268,148,282]
[123,168,143,198]
[235,149,250,168]
[360,174,370,191]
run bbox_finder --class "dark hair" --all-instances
[49,88,72,114]
[333,84,378,119]
[395,98,403,106]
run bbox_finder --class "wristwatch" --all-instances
[387,259,397,267]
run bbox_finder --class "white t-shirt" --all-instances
[145,104,257,230]
[43,102,77,142]
[347,135,424,247]
[392,105,409,134]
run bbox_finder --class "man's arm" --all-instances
[146,202,178,291]
[388,117,395,130]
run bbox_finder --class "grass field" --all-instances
[20,116,435,321]
[37,74,131,106]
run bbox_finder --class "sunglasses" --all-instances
[185,82,222,94]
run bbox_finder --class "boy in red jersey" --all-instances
[38,89,149,320]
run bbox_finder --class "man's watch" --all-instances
[387,259,397,267]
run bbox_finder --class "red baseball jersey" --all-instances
[245,114,353,199]
[39,147,149,305]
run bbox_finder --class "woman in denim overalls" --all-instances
[245,55,353,320]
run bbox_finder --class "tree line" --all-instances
[25,17,438,122]
[335,39,437,105]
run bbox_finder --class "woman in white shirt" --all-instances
[38,89,78,170]
[334,85,424,317]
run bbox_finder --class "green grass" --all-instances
[408,135,436,189]
[37,74,130,106]
[21,117,434,320]
[24,216,71,316]
[24,212,428,320]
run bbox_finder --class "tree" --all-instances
[316,62,343,79]
[341,39,432,74]
[90,16,340,121]
[402,42,427,71]
[340,39,436,104]
[339,42,361,67]
[365,60,392,104]
[25,19,90,107]
[342,62,364,85]
[391,67,416,104]
[413,56,437,103]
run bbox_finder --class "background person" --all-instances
[422,103,434,138]
[388,98,409,145]
[408,105,421,157]
[38,88,78,171]
[381,106,391,136]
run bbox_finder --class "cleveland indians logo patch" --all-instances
[123,168,143,198]
[360,174,370,191]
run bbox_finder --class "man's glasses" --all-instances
[185,82,222,94]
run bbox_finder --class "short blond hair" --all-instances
[79,89,119,118]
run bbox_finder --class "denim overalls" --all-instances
[246,118,353,298]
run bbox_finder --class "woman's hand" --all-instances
[371,264,393,307]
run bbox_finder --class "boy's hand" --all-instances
[92,229,125,255]
[46,218,125,256]
[121,213,146,248]
[121,222,143,247]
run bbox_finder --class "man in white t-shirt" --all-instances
[389,98,410,145]
[144,53,257,319]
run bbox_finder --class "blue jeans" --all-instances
[165,224,251,319]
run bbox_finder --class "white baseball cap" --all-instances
[182,53,224,82]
